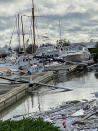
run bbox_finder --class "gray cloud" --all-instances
[0,16,14,31]
[0,0,21,4]
[0,0,98,47]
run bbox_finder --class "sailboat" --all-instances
[0,0,45,75]
[16,0,45,73]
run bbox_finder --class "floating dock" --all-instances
[0,84,28,112]
[0,72,53,112]
[45,64,77,72]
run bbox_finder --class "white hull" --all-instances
[60,51,91,62]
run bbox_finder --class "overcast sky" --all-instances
[0,0,98,47]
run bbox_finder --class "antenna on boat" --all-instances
[32,0,36,56]
[21,16,26,56]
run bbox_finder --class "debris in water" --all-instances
[62,120,66,128]
[31,99,98,130]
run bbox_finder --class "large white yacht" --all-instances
[59,44,93,63]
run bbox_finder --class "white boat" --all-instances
[59,44,93,63]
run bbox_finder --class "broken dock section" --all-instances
[0,63,76,113]
[0,72,53,112]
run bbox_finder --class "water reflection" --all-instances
[0,96,28,120]
[1,71,98,120]
[53,70,67,83]
[53,70,88,84]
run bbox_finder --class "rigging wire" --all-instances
[9,15,17,48]
[35,18,41,46]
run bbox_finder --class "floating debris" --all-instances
[62,120,66,128]
[32,99,98,130]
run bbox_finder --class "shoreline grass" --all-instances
[0,118,60,131]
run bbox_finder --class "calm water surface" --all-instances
[1,71,98,120]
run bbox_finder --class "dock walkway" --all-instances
[45,64,77,72]
[0,72,53,112]
[0,63,77,112]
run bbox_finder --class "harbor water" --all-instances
[0,71,98,120]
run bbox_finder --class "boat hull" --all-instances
[63,52,91,62]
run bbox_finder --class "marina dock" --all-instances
[0,64,78,112]
[45,64,78,72]
[0,72,53,112]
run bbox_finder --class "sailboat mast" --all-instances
[32,0,36,56]
[59,19,61,40]
[17,14,20,53]
[21,16,26,56]
[9,16,17,49]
